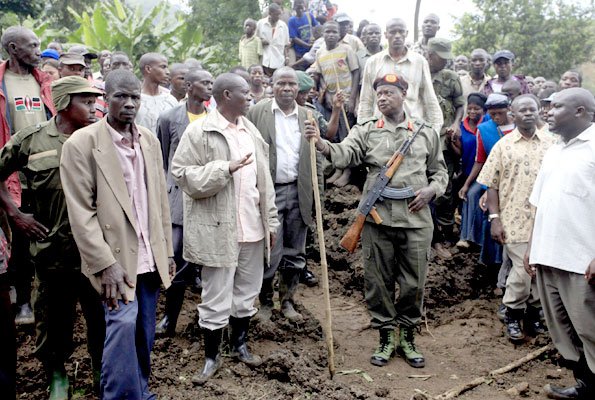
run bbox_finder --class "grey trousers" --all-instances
[199,240,265,331]
[265,183,308,280]
[503,243,540,310]
[537,265,595,372]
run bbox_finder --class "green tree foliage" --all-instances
[66,0,209,65]
[0,0,44,32]
[45,0,96,31]
[452,0,595,79]
[189,0,262,70]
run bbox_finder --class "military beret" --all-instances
[373,73,409,91]
[427,38,453,60]
[296,71,315,92]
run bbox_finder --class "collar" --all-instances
[46,117,60,137]
[382,48,411,64]
[212,109,247,131]
[271,99,298,117]
[463,115,483,134]
[106,120,141,145]
[377,114,414,131]
[511,126,546,142]
[562,123,595,146]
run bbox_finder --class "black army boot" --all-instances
[505,307,525,342]
[279,269,303,321]
[524,305,547,336]
[192,328,223,385]
[545,356,595,399]
[230,316,262,367]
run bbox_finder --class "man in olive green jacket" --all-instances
[306,73,447,369]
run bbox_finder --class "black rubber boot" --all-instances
[279,269,303,321]
[156,282,186,336]
[545,356,595,399]
[230,316,262,367]
[505,307,525,342]
[191,328,223,385]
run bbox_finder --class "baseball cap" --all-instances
[59,53,86,67]
[68,45,98,59]
[333,12,352,23]
[493,50,514,62]
[427,38,453,60]
[41,49,60,60]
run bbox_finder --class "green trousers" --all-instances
[362,222,432,330]
[33,267,105,374]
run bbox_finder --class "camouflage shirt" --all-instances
[431,68,465,148]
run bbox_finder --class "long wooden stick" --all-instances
[331,63,351,131]
[434,344,553,399]
[307,110,335,379]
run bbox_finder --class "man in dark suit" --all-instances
[155,69,213,336]
[247,67,317,321]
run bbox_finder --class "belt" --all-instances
[276,181,297,186]
[379,186,415,200]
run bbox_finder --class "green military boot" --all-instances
[48,369,70,400]
[397,326,425,368]
[370,329,396,366]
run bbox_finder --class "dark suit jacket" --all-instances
[157,104,190,226]
[247,99,314,226]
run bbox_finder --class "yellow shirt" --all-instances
[187,111,207,124]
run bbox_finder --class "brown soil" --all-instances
[17,185,574,399]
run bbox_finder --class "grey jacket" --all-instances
[171,109,279,268]
[157,104,191,226]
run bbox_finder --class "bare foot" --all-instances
[326,169,343,185]
[333,168,351,187]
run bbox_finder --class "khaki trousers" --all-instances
[536,265,595,372]
[503,242,540,310]
[199,240,264,330]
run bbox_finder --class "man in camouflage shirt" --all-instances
[426,38,465,259]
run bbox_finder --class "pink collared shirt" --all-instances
[215,111,264,243]
[107,122,155,274]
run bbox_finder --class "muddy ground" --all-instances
[16,185,574,399]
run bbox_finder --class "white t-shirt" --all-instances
[529,123,595,274]
[135,90,178,135]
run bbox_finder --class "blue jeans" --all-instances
[100,272,160,400]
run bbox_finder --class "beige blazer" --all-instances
[60,118,173,301]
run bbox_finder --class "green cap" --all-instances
[296,71,315,92]
[51,76,102,112]
[427,38,453,60]
[59,52,86,67]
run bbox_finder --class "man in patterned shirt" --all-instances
[477,95,555,343]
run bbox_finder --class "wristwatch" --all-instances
[488,213,500,222]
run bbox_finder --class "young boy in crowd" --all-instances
[312,21,359,186]
[239,19,263,69]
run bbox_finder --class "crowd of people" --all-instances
[0,0,593,399]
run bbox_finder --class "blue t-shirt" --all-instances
[288,12,319,57]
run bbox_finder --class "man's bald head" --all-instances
[139,52,167,75]
[548,88,595,138]
[502,79,522,101]
[185,69,212,85]
[424,13,440,24]
[511,94,539,110]
[105,69,140,96]
[1,26,34,52]
[212,73,248,103]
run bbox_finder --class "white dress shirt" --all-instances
[272,100,301,184]
[529,123,595,274]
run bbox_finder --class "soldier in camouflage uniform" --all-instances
[307,73,447,369]
[0,77,105,399]
[426,38,465,259]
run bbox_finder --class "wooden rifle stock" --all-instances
[339,122,424,253]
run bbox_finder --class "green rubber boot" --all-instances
[370,329,396,366]
[49,369,70,400]
[397,326,425,368]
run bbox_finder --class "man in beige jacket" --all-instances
[61,70,175,400]
[172,73,279,385]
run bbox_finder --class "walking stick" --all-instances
[331,63,352,132]
[307,110,335,379]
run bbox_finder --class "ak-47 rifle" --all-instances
[339,122,425,253]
